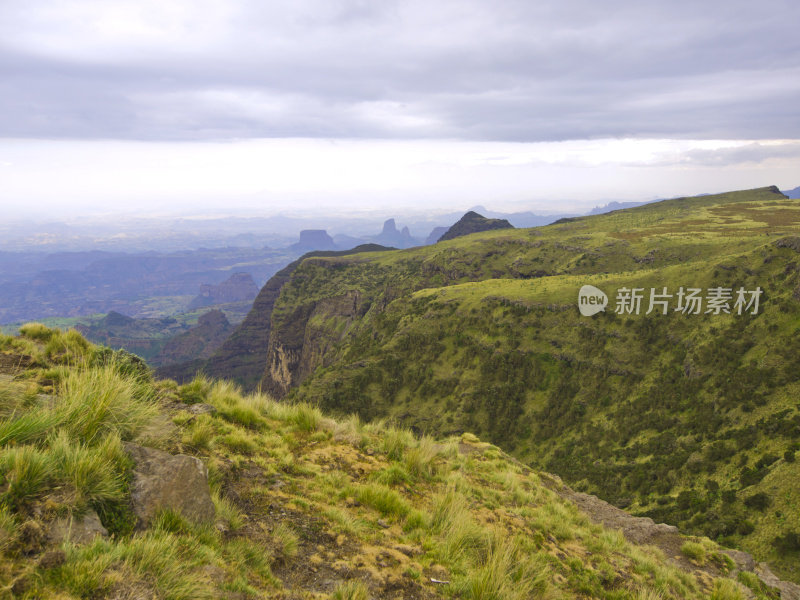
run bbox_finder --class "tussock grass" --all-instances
[0,408,60,447]
[271,522,299,561]
[19,322,56,342]
[711,579,746,600]
[381,426,414,461]
[44,329,92,364]
[208,380,267,430]
[48,430,128,505]
[178,374,212,405]
[0,444,54,508]
[370,463,411,486]
[219,430,258,454]
[404,435,440,480]
[211,491,244,531]
[459,532,548,600]
[57,365,156,443]
[352,482,410,519]
[288,402,323,432]
[681,541,707,564]
[332,580,369,600]
[182,415,216,451]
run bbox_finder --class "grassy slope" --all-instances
[260,187,800,580]
[0,329,771,599]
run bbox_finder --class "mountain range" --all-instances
[165,185,800,584]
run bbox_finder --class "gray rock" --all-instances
[756,563,800,600]
[123,442,216,528]
[186,403,217,416]
[724,549,756,572]
[47,509,108,545]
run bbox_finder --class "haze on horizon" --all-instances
[1,0,799,220]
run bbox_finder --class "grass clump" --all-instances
[0,445,54,509]
[381,426,414,461]
[710,578,746,600]
[18,322,56,342]
[177,374,213,405]
[680,541,707,564]
[57,365,156,443]
[48,430,128,506]
[182,416,216,451]
[353,483,410,519]
[288,402,323,432]
[404,435,440,480]
[332,580,369,600]
[271,522,299,562]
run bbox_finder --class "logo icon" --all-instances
[578,285,608,316]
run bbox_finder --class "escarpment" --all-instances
[262,289,365,396]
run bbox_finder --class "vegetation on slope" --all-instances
[0,327,780,599]
[239,187,800,581]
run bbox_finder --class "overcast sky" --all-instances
[1,0,799,218]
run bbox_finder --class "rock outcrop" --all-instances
[46,510,108,545]
[438,211,513,242]
[123,442,215,528]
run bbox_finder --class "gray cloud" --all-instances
[0,0,798,142]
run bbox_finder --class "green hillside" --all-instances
[1,328,787,599]
[227,186,800,582]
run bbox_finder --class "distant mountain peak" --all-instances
[381,218,398,235]
[438,211,514,242]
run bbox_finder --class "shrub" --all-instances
[743,492,771,511]
[774,531,800,554]
[785,449,796,463]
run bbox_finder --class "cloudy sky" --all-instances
[1,0,799,218]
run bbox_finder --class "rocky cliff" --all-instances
[159,244,393,389]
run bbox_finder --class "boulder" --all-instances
[47,509,108,545]
[123,442,215,528]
